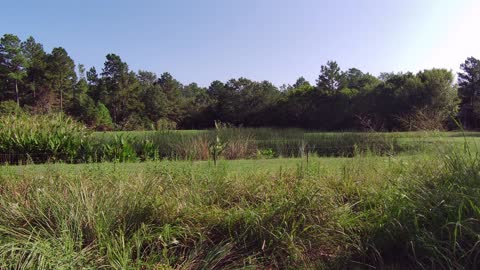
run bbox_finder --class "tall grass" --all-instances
[0,114,466,164]
[93,129,421,161]
[0,147,479,268]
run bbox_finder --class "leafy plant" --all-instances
[209,136,225,165]
[258,148,275,159]
[0,113,88,163]
[139,139,158,161]
[101,135,137,162]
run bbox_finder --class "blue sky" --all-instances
[2,0,480,86]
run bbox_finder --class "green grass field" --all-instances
[2,117,480,269]
[1,146,480,269]
[0,154,420,179]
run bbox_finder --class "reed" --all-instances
[0,114,470,164]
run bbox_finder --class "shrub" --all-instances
[0,100,23,116]
[156,118,177,131]
[122,113,152,131]
[94,102,113,130]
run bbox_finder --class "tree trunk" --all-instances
[15,79,19,107]
[60,89,63,111]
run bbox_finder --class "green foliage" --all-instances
[95,102,114,130]
[90,128,469,162]
[258,148,275,159]
[156,118,177,131]
[122,112,151,131]
[458,57,480,129]
[0,113,87,162]
[0,34,28,105]
[98,54,143,126]
[156,72,184,123]
[0,100,23,115]
[45,47,77,111]
[0,116,473,165]
[100,135,137,162]
[316,60,344,92]
[209,122,227,165]
[209,136,225,165]
[0,33,475,131]
[139,139,158,161]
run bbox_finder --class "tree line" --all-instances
[1,33,479,131]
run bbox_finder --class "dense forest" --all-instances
[1,33,479,131]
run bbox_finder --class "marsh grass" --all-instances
[174,135,211,160]
[0,113,465,164]
[92,129,428,162]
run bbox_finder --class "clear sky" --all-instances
[2,0,480,86]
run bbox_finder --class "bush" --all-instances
[0,101,23,116]
[122,113,152,131]
[94,102,113,130]
[156,118,177,131]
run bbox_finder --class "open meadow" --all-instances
[2,1,480,268]
[1,115,480,269]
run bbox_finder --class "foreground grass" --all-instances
[0,152,479,269]
[0,155,412,177]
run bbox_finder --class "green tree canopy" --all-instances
[0,34,28,106]
[46,47,76,111]
[316,61,344,93]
